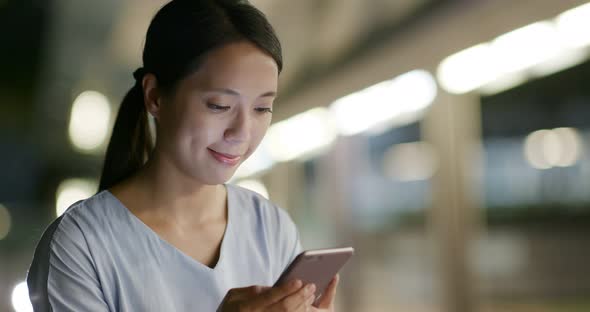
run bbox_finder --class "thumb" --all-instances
[218,285,272,312]
[224,285,265,302]
[243,285,274,298]
[253,285,271,295]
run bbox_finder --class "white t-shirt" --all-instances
[27,184,302,311]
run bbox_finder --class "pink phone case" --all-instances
[273,247,354,306]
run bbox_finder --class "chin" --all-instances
[198,169,237,185]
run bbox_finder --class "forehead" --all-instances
[184,41,279,92]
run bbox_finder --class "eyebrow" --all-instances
[210,88,277,98]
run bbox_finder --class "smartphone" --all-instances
[273,247,354,306]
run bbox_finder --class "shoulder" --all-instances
[34,190,124,255]
[227,183,295,228]
[54,190,121,236]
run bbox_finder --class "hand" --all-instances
[217,279,317,312]
[310,274,339,312]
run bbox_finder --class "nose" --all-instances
[224,109,250,143]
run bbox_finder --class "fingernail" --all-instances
[292,279,302,288]
[306,283,316,293]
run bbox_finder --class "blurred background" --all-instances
[1,0,590,311]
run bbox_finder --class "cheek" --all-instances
[158,101,194,140]
[176,102,210,134]
[249,120,271,147]
[166,110,215,150]
[184,118,220,146]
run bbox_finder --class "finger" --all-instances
[268,283,315,311]
[305,293,317,311]
[289,292,315,312]
[272,283,315,312]
[249,279,303,307]
[302,293,316,312]
[316,274,339,309]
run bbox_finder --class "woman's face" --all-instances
[153,41,278,185]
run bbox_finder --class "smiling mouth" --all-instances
[207,148,242,166]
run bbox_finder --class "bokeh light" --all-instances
[232,138,275,180]
[55,179,98,217]
[0,204,11,240]
[68,90,111,153]
[555,2,590,49]
[331,70,437,136]
[266,107,337,162]
[523,128,583,170]
[11,281,32,312]
[383,141,438,182]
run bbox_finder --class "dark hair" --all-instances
[98,0,282,191]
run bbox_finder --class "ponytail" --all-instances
[98,70,153,192]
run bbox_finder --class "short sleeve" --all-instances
[27,213,110,312]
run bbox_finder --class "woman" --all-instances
[27,0,338,311]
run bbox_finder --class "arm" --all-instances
[27,215,110,312]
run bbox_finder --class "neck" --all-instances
[119,151,227,226]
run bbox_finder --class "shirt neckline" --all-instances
[103,183,234,273]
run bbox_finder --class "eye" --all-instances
[207,103,230,111]
[255,107,273,114]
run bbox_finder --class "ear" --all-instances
[142,73,162,120]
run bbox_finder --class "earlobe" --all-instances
[142,73,161,120]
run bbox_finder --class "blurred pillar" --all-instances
[422,91,482,312]
[315,136,367,312]
[265,160,317,254]
[265,162,287,210]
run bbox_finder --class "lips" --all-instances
[207,148,242,166]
